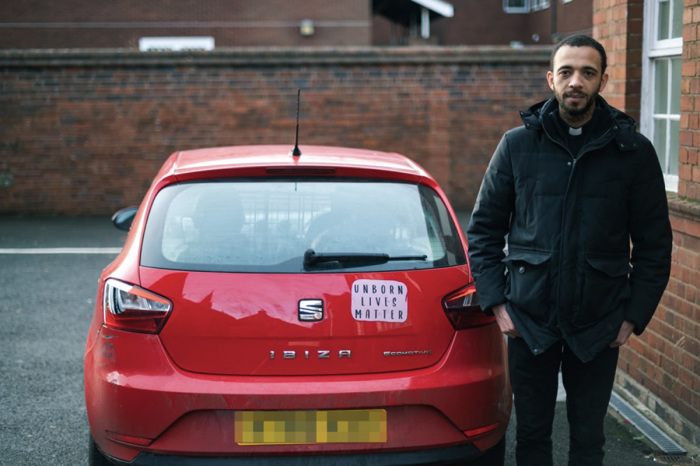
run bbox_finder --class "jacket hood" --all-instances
[519,96,640,153]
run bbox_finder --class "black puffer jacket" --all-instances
[467,96,673,362]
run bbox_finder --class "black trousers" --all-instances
[508,337,619,466]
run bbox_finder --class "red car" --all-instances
[84,145,511,465]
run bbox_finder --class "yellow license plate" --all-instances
[234,409,387,445]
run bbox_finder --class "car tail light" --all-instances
[464,422,500,440]
[442,284,495,330]
[103,279,172,333]
[105,431,154,447]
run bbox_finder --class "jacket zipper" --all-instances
[541,123,617,329]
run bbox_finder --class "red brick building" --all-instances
[0,0,590,49]
[0,0,373,49]
[595,0,700,452]
[374,0,593,46]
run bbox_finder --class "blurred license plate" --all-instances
[235,409,387,445]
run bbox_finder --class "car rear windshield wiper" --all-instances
[303,249,427,270]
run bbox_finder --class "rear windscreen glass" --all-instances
[141,179,466,273]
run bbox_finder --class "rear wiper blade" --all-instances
[303,249,427,269]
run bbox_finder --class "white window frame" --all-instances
[504,0,550,13]
[641,0,683,192]
[504,0,530,14]
[530,0,550,11]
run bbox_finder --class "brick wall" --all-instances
[680,0,700,203]
[595,0,700,450]
[616,194,700,448]
[593,0,644,121]
[0,47,551,215]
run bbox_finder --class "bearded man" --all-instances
[467,34,672,466]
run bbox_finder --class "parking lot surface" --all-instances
[0,216,675,465]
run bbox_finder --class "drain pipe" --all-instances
[550,0,558,43]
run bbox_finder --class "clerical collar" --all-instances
[555,111,593,137]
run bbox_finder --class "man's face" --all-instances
[547,45,609,124]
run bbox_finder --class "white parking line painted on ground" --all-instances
[0,248,122,254]
[557,372,566,401]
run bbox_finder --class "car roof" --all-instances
[165,145,431,182]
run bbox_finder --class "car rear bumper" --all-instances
[84,325,510,463]
[109,443,485,465]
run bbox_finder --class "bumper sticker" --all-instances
[352,279,408,322]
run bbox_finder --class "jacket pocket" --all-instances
[577,255,631,326]
[503,249,552,322]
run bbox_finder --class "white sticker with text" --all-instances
[351,279,408,323]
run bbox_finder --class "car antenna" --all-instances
[291,89,302,157]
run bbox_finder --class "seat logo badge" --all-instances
[299,299,323,321]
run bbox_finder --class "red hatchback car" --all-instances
[84,145,511,465]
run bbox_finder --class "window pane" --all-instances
[669,119,679,176]
[657,0,670,41]
[671,57,682,114]
[672,0,684,38]
[654,118,668,172]
[654,59,669,113]
[142,180,466,273]
[646,0,682,190]
[504,0,528,11]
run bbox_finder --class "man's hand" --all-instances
[492,303,521,338]
[609,320,635,348]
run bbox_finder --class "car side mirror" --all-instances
[112,207,138,231]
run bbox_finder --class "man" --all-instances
[466,35,672,466]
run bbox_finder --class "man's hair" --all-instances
[550,34,607,74]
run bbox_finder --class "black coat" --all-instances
[467,96,673,362]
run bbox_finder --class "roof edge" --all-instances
[411,0,454,18]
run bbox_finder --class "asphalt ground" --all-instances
[0,215,679,465]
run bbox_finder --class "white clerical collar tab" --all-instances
[569,127,583,136]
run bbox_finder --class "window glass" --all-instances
[671,57,682,114]
[654,59,669,112]
[643,0,682,191]
[504,0,550,13]
[672,0,684,38]
[650,58,682,190]
[504,0,529,13]
[531,0,550,11]
[653,119,669,171]
[657,0,670,40]
[650,56,681,183]
[669,119,680,175]
[656,0,683,42]
[141,179,466,273]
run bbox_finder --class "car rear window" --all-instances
[140,179,466,273]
